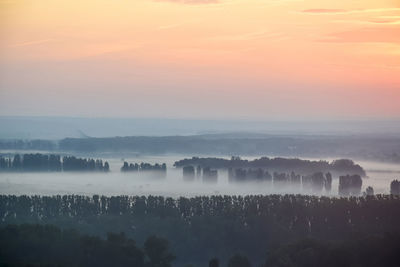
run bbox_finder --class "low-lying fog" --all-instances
[0,155,398,197]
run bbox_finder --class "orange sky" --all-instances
[0,0,399,119]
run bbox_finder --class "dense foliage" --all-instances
[0,224,174,267]
[1,194,399,266]
[264,234,400,267]
[174,157,366,177]
[0,154,109,172]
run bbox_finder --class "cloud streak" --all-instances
[10,39,55,47]
[333,19,400,25]
[301,7,400,15]
[302,9,346,13]
[319,27,400,44]
[206,30,286,41]
[154,0,219,4]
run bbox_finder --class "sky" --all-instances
[0,0,399,120]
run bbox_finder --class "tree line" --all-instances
[121,162,167,172]
[1,194,400,266]
[55,134,400,164]
[183,166,366,196]
[0,154,109,172]
[175,157,366,177]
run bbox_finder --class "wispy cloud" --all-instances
[333,19,400,25]
[10,39,55,47]
[207,30,286,41]
[366,20,400,25]
[154,0,219,4]
[302,9,346,14]
[319,27,400,44]
[301,7,400,15]
[0,0,17,4]
[158,23,184,30]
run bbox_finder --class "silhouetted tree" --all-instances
[144,235,175,267]
[104,161,110,172]
[366,186,374,196]
[390,180,400,195]
[12,154,22,170]
[324,172,332,192]
[227,254,251,267]
[209,258,219,267]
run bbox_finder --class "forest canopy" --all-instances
[1,194,399,266]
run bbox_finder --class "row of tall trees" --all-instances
[121,162,167,172]
[228,168,273,182]
[184,167,367,196]
[1,194,399,266]
[0,154,109,172]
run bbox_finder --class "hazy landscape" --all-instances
[1,0,400,266]
[0,123,399,266]
[0,154,398,196]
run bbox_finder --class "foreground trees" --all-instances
[228,254,252,267]
[144,235,176,267]
[1,194,399,266]
[1,223,399,267]
[209,258,220,267]
[0,224,174,267]
[264,233,400,267]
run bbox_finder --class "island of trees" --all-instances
[0,153,110,172]
[174,157,366,177]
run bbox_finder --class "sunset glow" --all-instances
[1,0,399,119]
